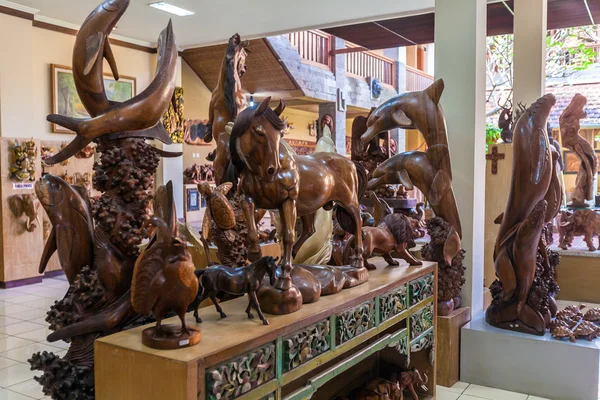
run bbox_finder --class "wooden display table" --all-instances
[95,259,437,400]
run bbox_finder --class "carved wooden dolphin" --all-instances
[360,79,461,240]
[361,79,452,180]
[488,94,556,333]
[35,175,94,284]
[367,150,461,245]
[45,20,178,165]
[71,0,131,118]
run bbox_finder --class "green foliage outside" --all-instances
[486,123,501,153]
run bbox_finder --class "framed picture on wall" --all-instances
[563,150,600,174]
[187,188,200,212]
[51,64,137,133]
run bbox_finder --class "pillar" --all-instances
[513,0,547,107]
[394,60,407,153]
[318,102,346,154]
[155,56,185,219]
[434,0,487,316]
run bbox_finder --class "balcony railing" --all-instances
[406,66,434,92]
[345,44,396,86]
[288,30,331,68]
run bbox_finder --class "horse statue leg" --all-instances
[277,198,297,291]
[292,213,316,258]
[241,194,262,261]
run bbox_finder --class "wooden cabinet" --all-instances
[95,259,437,400]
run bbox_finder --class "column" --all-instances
[513,0,547,107]
[434,0,487,316]
[318,102,346,154]
[155,56,185,219]
[395,59,407,153]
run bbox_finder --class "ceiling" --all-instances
[324,0,600,49]
[181,39,299,95]
[7,0,439,48]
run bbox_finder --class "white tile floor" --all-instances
[437,382,549,400]
[0,275,70,400]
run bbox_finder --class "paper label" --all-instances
[179,339,190,347]
[12,183,34,190]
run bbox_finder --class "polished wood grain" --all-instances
[436,306,470,388]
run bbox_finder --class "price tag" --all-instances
[12,183,34,190]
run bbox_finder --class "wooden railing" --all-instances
[288,30,331,68]
[345,44,396,86]
[406,66,434,92]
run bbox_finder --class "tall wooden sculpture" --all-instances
[232,98,367,289]
[28,1,181,397]
[560,94,597,207]
[361,80,463,315]
[486,94,561,335]
[204,33,250,185]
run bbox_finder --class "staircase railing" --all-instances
[288,30,331,68]
[406,66,434,92]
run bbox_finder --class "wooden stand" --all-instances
[553,247,600,303]
[436,306,470,388]
[95,258,438,400]
[141,325,202,350]
[484,143,512,288]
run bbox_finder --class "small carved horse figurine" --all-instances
[231,98,367,291]
[192,256,277,325]
[205,33,250,185]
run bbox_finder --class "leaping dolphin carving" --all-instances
[45,16,179,165]
[71,0,131,118]
[486,94,557,335]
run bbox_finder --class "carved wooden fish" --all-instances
[35,175,94,284]
[45,19,178,165]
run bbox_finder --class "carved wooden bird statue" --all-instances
[131,216,198,335]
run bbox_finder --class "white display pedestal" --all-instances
[461,312,600,400]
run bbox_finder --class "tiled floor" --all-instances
[0,275,70,400]
[437,382,549,400]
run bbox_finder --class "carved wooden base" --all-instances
[296,264,346,295]
[141,325,202,350]
[567,202,590,209]
[485,301,546,335]
[258,285,303,315]
[338,266,369,288]
[291,266,322,303]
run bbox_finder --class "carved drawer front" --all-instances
[397,331,409,356]
[336,299,376,345]
[409,273,434,306]
[379,284,408,322]
[283,319,331,372]
[411,328,434,353]
[206,342,276,400]
[410,304,434,340]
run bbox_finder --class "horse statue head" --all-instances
[228,33,250,78]
[230,97,287,181]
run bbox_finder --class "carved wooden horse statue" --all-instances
[231,98,367,291]
[205,33,249,185]
[192,256,278,325]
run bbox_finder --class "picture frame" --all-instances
[563,150,600,174]
[51,64,137,133]
[187,188,200,212]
